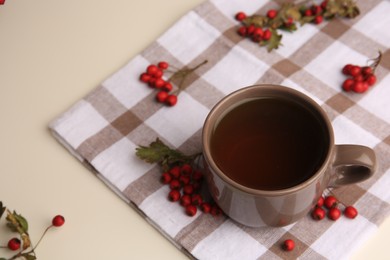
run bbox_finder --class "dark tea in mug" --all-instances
[210,96,329,190]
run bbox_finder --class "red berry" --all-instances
[324,195,338,209]
[210,205,222,216]
[262,29,272,41]
[316,196,325,207]
[352,81,369,93]
[156,91,169,103]
[183,184,194,195]
[169,166,181,179]
[321,0,328,9]
[201,202,211,213]
[185,205,197,216]
[7,238,21,251]
[267,9,278,19]
[314,15,323,24]
[180,164,193,176]
[191,194,203,206]
[52,215,65,227]
[362,66,373,76]
[161,172,172,184]
[304,9,313,16]
[192,170,203,181]
[165,95,178,106]
[168,189,181,202]
[158,61,169,70]
[344,206,358,219]
[169,179,181,190]
[140,73,151,83]
[146,65,159,76]
[154,78,165,89]
[282,239,295,251]
[237,26,247,37]
[353,74,364,82]
[284,17,294,27]
[180,194,192,207]
[311,207,326,220]
[342,78,354,92]
[342,64,353,75]
[179,175,191,186]
[328,207,341,220]
[162,82,173,92]
[366,74,377,86]
[312,5,323,15]
[246,24,255,35]
[235,12,247,21]
[349,65,362,77]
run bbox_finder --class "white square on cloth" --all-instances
[202,45,269,94]
[281,78,324,105]
[305,41,368,92]
[191,220,267,260]
[144,91,209,147]
[210,0,266,22]
[102,55,154,109]
[91,138,154,191]
[52,100,109,148]
[359,74,390,124]
[332,114,381,147]
[157,11,221,65]
[353,1,390,48]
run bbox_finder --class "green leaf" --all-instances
[266,29,283,52]
[0,258,7,260]
[135,138,197,170]
[0,201,5,219]
[14,212,29,233]
[6,211,29,234]
[22,253,37,260]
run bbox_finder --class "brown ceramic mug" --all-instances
[202,84,376,227]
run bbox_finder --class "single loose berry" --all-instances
[158,61,169,70]
[52,215,65,227]
[311,207,326,220]
[201,202,211,213]
[7,238,21,251]
[328,207,341,221]
[156,91,169,103]
[235,12,247,21]
[180,194,192,207]
[185,205,197,216]
[168,189,181,202]
[262,29,272,41]
[267,9,278,19]
[344,206,358,219]
[165,95,178,106]
[161,172,172,184]
[324,195,338,209]
[282,239,295,251]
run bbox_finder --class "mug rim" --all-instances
[202,84,335,196]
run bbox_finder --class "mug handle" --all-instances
[329,144,377,188]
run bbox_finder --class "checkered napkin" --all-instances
[49,0,390,259]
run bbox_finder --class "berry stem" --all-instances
[368,51,382,73]
[32,225,53,251]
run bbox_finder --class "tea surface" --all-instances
[210,97,328,190]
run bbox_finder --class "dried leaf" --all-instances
[243,15,268,27]
[0,201,5,219]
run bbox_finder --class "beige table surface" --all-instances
[1,0,389,259]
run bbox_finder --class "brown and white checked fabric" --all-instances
[50,0,390,259]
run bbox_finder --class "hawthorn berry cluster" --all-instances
[234,0,360,51]
[0,202,64,260]
[162,164,222,217]
[341,52,382,93]
[139,61,177,106]
[311,195,358,221]
[139,60,208,107]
